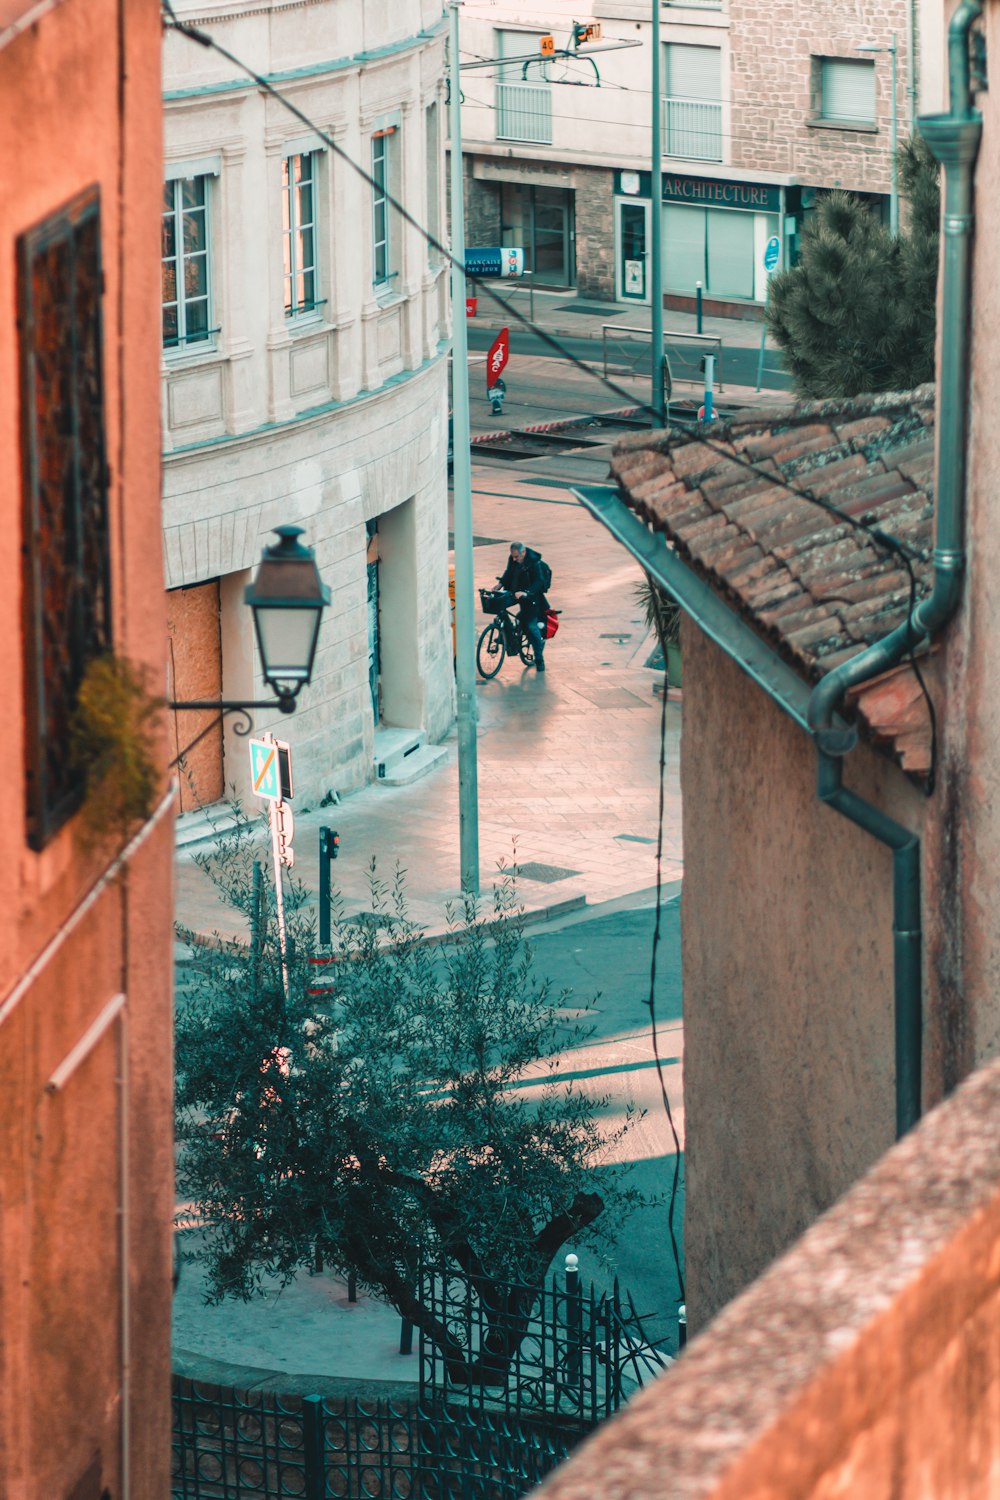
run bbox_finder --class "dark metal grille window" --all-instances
[19,188,112,850]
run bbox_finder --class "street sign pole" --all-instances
[249,733,293,995]
[269,797,290,997]
[650,0,666,427]
[756,235,782,392]
[449,0,480,896]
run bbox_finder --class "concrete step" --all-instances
[376,743,449,787]
[373,726,425,779]
[174,800,242,851]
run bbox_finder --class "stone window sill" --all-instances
[808,117,878,134]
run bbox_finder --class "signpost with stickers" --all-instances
[249,734,295,992]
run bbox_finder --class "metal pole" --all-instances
[449,1,480,895]
[695,280,702,335]
[702,354,715,420]
[906,0,917,127]
[890,35,899,236]
[650,0,666,426]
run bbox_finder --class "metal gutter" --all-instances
[573,485,848,739]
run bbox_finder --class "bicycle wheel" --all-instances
[477,620,507,679]
[518,630,536,667]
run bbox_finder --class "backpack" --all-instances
[526,547,553,592]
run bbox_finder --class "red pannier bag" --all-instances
[543,609,560,640]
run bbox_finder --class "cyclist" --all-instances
[497,541,548,671]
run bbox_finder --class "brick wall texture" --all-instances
[729,0,910,193]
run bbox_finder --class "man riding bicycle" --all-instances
[497,541,548,671]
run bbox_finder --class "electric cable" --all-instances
[647,620,685,1308]
[161,2,939,772]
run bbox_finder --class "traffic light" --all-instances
[572,21,601,47]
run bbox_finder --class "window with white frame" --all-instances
[663,44,723,162]
[496,29,552,145]
[283,152,319,317]
[817,57,876,125]
[372,127,399,287]
[162,174,213,349]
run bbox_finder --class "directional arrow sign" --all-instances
[249,738,281,801]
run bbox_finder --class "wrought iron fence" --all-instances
[171,1382,582,1500]
[418,1263,667,1425]
[171,1263,668,1500]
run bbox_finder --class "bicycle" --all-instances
[476,589,538,679]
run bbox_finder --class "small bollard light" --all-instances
[678,1301,687,1349]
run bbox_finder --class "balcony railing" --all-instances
[662,95,723,162]
[496,81,553,145]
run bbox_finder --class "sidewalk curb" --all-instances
[172,1347,418,1400]
[175,891,590,962]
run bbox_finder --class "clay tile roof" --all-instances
[610,387,937,773]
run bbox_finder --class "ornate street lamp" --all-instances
[168,524,330,763]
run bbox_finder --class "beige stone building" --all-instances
[459,0,943,312]
[162,0,453,812]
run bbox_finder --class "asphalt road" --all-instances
[516,896,686,1354]
[467,322,792,395]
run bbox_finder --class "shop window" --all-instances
[372,126,400,289]
[662,44,722,162]
[663,202,755,300]
[496,29,552,145]
[816,57,876,125]
[283,152,320,317]
[162,174,214,349]
[19,189,113,850]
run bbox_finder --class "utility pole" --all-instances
[650,0,666,426]
[449,0,480,896]
[859,33,899,236]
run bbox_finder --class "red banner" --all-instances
[486,327,509,389]
[466,297,478,317]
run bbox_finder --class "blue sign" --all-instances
[763,235,781,273]
[249,738,281,802]
[464,247,525,279]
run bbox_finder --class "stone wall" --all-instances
[729,0,910,192]
[539,1051,1000,1500]
[574,166,615,300]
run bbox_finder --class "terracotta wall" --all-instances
[680,622,927,1329]
[537,1051,1000,1500]
[0,1,172,1497]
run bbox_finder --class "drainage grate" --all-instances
[514,861,582,884]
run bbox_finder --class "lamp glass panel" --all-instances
[255,606,320,682]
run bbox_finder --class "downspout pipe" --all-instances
[818,753,922,1137]
[807,0,982,1139]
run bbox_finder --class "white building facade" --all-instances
[458,0,942,314]
[162,0,453,810]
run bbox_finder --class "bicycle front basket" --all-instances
[479,588,505,615]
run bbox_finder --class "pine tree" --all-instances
[175,817,642,1383]
[767,136,940,399]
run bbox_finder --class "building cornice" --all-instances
[164,17,447,103]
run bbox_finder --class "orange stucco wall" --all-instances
[921,0,1000,1102]
[538,1052,1000,1500]
[680,622,927,1329]
[0,2,172,1497]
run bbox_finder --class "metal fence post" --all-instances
[302,1394,326,1500]
[565,1253,581,1384]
